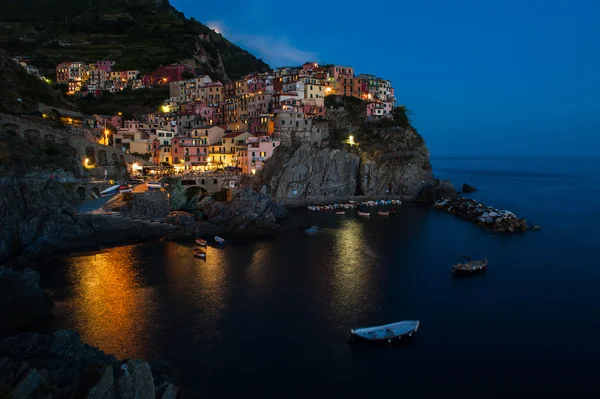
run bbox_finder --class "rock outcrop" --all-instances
[0,330,178,398]
[417,180,458,204]
[462,183,477,193]
[194,188,289,237]
[434,197,527,232]
[0,267,53,334]
[258,127,436,199]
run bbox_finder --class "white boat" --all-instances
[357,211,370,217]
[377,211,390,216]
[147,181,163,190]
[351,320,420,343]
[119,184,133,193]
[100,184,120,197]
[336,211,345,215]
[214,236,225,244]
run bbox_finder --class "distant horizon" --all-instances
[172,0,599,157]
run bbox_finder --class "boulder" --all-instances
[418,180,457,204]
[166,211,195,226]
[462,183,477,193]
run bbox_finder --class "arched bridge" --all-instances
[174,173,242,195]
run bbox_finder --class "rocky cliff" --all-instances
[0,330,178,398]
[258,125,440,200]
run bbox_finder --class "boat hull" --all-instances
[350,321,419,344]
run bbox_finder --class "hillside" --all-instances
[0,0,270,82]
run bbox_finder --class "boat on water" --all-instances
[214,236,225,244]
[452,256,488,274]
[147,181,163,190]
[195,238,207,246]
[100,184,120,197]
[377,211,390,216]
[351,320,420,343]
[336,211,345,215]
[193,248,206,258]
[357,211,370,216]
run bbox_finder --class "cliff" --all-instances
[257,101,445,200]
[0,0,270,81]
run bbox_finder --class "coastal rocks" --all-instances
[196,188,289,237]
[166,211,196,227]
[462,183,477,193]
[107,191,170,217]
[0,330,178,398]
[417,180,458,204]
[433,197,527,232]
[0,267,53,334]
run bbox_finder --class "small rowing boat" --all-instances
[214,236,225,245]
[377,211,390,216]
[195,238,207,246]
[336,211,345,215]
[357,211,370,217]
[193,248,206,258]
[351,320,420,343]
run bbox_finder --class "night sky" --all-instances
[171,0,599,156]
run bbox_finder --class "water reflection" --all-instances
[330,220,373,321]
[66,245,157,359]
[162,242,230,346]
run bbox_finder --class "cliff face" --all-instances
[258,125,436,200]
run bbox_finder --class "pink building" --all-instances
[96,61,115,73]
[142,64,195,86]
[367,101,393,119]
[328,65,354,79]
[248,80,267,93]
[238,136,281,174]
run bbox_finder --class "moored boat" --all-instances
[357,211,370,217]
[452,257,488,274]
[147,181,163,190]
[351,320,420,343]
[100,184,120,197]
[214,236,225,244]
[193,248,206,258]
[377,211,390,216]
[119,184,133,193]
[195,238,207,246]
[336,211,345,215]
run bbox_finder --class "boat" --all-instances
[119,184,133,193]
[195,238,207,246]
[351,320,420,343]
[357,211,370,217]
[336,211,345,215]
[304,225,320,235]
[377,211,390,216]
[147,181,163,190]
[100,184,120,197]
[214,236,225,245]
[452,256,488,274]
[193,248,206,258]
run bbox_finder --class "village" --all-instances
[13,57,397,176]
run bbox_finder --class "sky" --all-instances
[171,0,600,156]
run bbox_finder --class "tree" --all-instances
[392,106,411,128]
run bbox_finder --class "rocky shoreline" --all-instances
[433,197,528,233]
[0,330,178,399]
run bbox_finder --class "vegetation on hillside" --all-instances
[0,0,270,81]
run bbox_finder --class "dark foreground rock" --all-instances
[434,197,527,232]
[0,267,53,334]
[0,330,178,399]
[462,183,477,193]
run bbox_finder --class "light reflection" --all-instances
[67,245,157,359]
[330,220,372,319]
[163,242,229,344]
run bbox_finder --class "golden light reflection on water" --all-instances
[67,245,157,359]
[331,220,372,317]
[162,242,230,342]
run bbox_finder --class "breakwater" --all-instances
[434,197,528,232]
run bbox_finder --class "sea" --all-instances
[41,155,600,398]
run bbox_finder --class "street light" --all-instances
[104,129,110,146]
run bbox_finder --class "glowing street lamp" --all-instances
[104,129,110,145]
[84,158,89,165]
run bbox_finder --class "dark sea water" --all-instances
[42,155,600,398]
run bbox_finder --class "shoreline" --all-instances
[276,194,417,209]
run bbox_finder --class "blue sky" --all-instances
[171,0,600,155]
